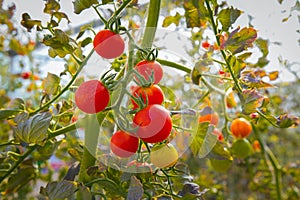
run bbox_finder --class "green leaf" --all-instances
[73,0,98,14]
[14,112,52,146]
[227,55,246,77]
[43,72,60,95]
[189,123,218,158]
[20,13,42,32]
[162,12,182,27]
[43,29,78,58]
[0,98,25,120]
[220,26,257,54]
[217,7,242,31]
[77,184,92,200]
[126,176,144,200]
[0,110,20,120]
[43,0,60,14]
[4,167,36,195]
[183,0,208,28]
[40,180,78,200]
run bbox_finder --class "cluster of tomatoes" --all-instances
[74,29,178,169]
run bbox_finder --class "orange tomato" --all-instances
[230,118,252,138]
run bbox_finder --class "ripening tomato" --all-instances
[134,60,163,84]
[75,80,110,114]
[212,128,224,141]
[198,106,219,126]
[133,104,172,143]
[150,143,178,168]
[110,130,139,158]
[230,117,252,138]
[93,29,125,59]
[131,84,164,109]
[226,91,237,108]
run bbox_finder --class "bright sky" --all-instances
[5,0,300,82]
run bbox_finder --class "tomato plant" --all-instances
[131,84,164,109]
[93,29,125,59]
[133,104,172,143]
[134,60,163,84]
[150,143,178,168]
[110,130,139,158]
[0,0,299,199]
[230,117,252,139]
[75,80,110,114]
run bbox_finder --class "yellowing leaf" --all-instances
[163,12,182,27]
[217,7,242,31]
[269,71,279,81]
[43,72,60,95]
[220,26,257,54]
[20,13,42,32]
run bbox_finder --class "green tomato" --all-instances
[231,138,253,159]
[209,158,233,172]
[150,143,178,169]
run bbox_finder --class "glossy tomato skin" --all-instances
[135,60,163,84]
[75,80,110,114]
[110,130,139,158]
[93,29,125,59]
[133,104,172,143]
[131,84,164,109]
[230,117,252,138]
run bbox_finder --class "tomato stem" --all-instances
[204,0,243,93]
[141,0,161,49]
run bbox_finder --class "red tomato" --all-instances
[133,104,172,143]
[134,60,163,84]
[110,130,139,158]
[21,72,31,79]
[131,84,164,109]
[202,41,211,49]
[93,29,125,59]
[75,80,110,114]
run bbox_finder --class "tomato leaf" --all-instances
[126,176,144,200]
[14,112,52,146]
[52,12,71,23]
[20,13,42,32]
[220,26,257,54]
[73,0,98,14]
[189,123,218,158]
[241,71,275,89]
[4,167,36,195]
[40,180,78,200]
[217,7,242,31]
[183,0,208,28]
[0,98,25,120]
[227,55,246,77]
[277,114,297,128]
[43,0,60,14]
[77,184,92,200]
[43,29,78,58]
[43,72,60,95]
[241,89,264,114]
[163,12,182,27]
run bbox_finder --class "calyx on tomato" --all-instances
[134,60,163,84]
[131,84,164,109]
